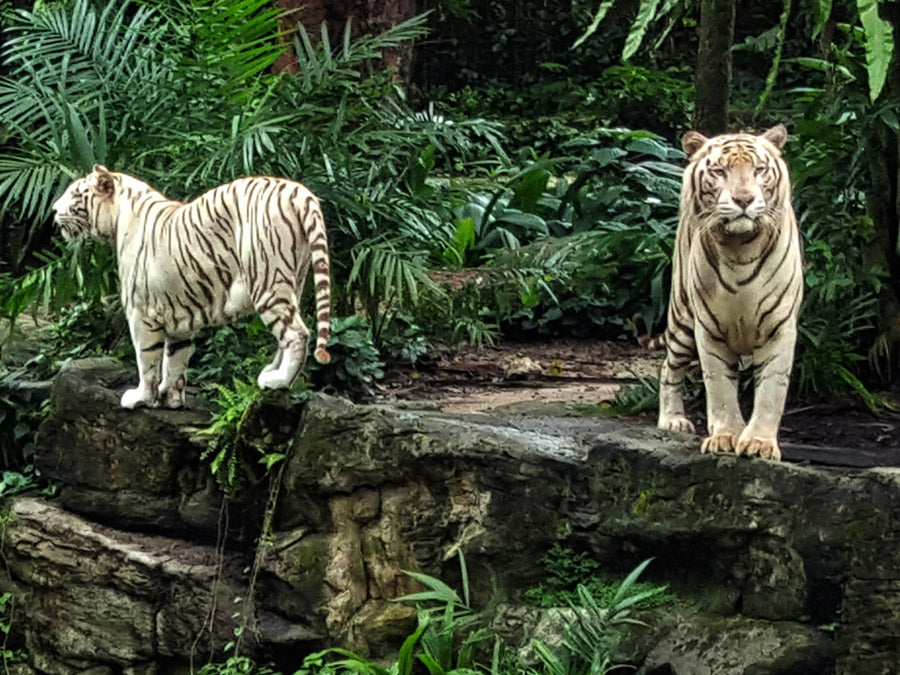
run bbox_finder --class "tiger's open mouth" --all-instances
[720,216,758,237]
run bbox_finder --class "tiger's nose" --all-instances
[732,195,754,211]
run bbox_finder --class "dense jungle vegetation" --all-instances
[0,0,897,470]
[0,0,898,670]
[0,0,895,457]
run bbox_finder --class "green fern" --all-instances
[0,0,166,232]
[197,379,262,492]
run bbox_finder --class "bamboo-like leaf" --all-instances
[396,570,462,605]
[458,550,470,608]
[607,557,654,608]
[342,18,352,59]
[623,0,662,61]
[573,0,618,49]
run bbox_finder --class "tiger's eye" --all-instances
[709,166,727,178]
[754,165,767,177]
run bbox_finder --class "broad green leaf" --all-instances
[408,143,436,195]
[417,653,446,675]
[493,211,549,234]
[443,217,476,266]
[63,103,95,173]
[811,0,833,39]
[511,167,550,212]
[857,0,895,101]
[626,137,670,160]
[260,453,284,469]
[395,620,426,675]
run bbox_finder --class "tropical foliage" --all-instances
[0,0,896,464]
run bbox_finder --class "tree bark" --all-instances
[692,0,736,135]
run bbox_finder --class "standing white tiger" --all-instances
[53,164,331,409]
[658,125,803,461]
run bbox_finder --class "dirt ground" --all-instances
[378,338,900,467]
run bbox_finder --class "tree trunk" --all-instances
[864,2,900,380]
[273,0,417,82]
[692,0,736,135]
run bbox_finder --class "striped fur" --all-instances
[658,125,802,461]
[53,164,331,409]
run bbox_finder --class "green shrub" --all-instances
[426,130,682,338]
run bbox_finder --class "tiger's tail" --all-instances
[304,198,332,364]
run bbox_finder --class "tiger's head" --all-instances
[53,164,119,241]
[682,125,790,241]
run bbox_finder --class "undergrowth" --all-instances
[573,374,660,418]
[284,552,664,675]
[189,552,666,675]
[525,545,677,611]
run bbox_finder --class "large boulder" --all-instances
[6,358,900,673]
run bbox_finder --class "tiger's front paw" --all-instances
[658,414,695,434]
[701,432,738,454]
[121,387,155,409]
[736,435,782,461]
[159,376,186,409]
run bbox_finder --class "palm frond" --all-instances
[292,13,430,93]
[349,238,442,312]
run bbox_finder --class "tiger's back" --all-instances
[658,125,802,461]
[119,175,330,347]
[53,166,331,408]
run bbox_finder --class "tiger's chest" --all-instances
[686,241,787,355]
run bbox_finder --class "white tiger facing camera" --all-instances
[657,125,803,461]
[52,165,332,409]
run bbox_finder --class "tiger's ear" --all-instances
[91,164,115,198]
[682,131,708,157]
[761,124,788,150]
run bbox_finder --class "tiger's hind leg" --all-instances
[160,337,194,409]
[260,348,284,375]
[256,295,309,390]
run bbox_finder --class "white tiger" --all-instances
[53,164,331,409]
[657,125,803,461]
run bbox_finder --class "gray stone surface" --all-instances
[6,358,900,673]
